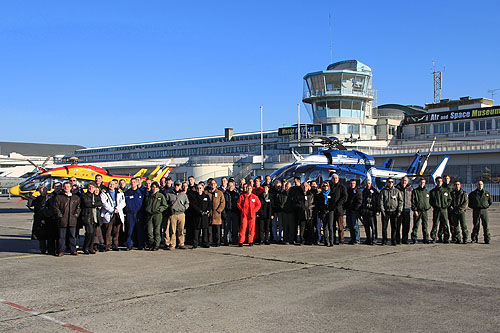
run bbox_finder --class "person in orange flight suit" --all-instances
[237,184,261,247]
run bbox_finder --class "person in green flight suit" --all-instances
[468,180,493,244]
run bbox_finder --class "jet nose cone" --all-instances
[9,185,20,196]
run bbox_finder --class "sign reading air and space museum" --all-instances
[404,105,500,125]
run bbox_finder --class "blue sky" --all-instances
[1,0,499,147]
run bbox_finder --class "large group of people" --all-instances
[28,173,493,257]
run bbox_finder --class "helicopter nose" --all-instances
[9,185,20,196]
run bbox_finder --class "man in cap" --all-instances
[164,180,189,250]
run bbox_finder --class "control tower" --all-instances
[302,60,376,140]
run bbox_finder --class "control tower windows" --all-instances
[325,73,342,93]
[341,124,360,134]
[342,74,355,94]
[322,124,340,135]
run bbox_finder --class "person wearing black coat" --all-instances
[187,183,212,249]
[271,181,286,243]
[296,182,315,245]
[53,182,81,256]
[283,177,302,245]
[329,174,347,244]
[345,180,363,244]
[28,186,57,254]
[257,184,273,245]
[80,182,103,254]
[223,181,241,245]
[360,180,379,245]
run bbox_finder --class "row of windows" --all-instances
[445,164,500,184]
[306,73,372,96]
[415,118,500,136]
[313,100,367,119]
[75,133,280,155]
[73,144,288,163]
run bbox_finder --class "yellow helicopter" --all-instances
[9,157,173,199]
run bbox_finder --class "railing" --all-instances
[404,129,500,140]
[303,88,374,100]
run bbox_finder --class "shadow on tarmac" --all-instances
[0,208,31,214]
[0,235,41,254]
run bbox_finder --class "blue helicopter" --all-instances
[270,137,449,189]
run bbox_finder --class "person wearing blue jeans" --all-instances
[345,179,362,244]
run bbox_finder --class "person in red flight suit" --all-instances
[237,184,262,247]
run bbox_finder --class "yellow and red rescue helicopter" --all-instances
[9,157,173,199]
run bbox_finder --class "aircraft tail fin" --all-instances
[407,153,422,175]
[431,156,450,184]
[290,149,304,161]
[133,168,147,178]
[147,166,161,180]
[152,167,173,182]
[419,137,437,175]
[381,158,394,169]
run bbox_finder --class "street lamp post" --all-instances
[260,105,264,170]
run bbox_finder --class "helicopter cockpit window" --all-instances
[19,175,49,192]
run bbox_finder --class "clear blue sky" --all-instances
[1,0,499,147]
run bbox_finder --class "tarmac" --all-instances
[0,198,499,332]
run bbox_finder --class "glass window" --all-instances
[327,101,340,110]
[324,124,339,135]
[341,73,355,94]
[341,100,352,110]
[474,120,486,131]
[325,73,341,92]
[310,75,325,95]
[389,125,396,136]
[340,124,360,134]
[472,164,491,183]
[487,119,492,130]
[326,109,340,117]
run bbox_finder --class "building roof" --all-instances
[326,60,372,73]
[377,104,426,115]
[425,97,493,110]
[0,142,85,156]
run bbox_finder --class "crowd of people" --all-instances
[28,173,493,257]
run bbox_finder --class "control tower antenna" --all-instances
[431,61,443,103]
[488,88,500,101]
[329,13,333,63]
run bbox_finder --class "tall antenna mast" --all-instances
[432,61,443,103]
[329,13,333,63]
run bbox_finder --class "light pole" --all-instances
[260,105,264,170]
[297,103,301,147]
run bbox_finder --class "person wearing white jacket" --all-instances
[100,179,126,251]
